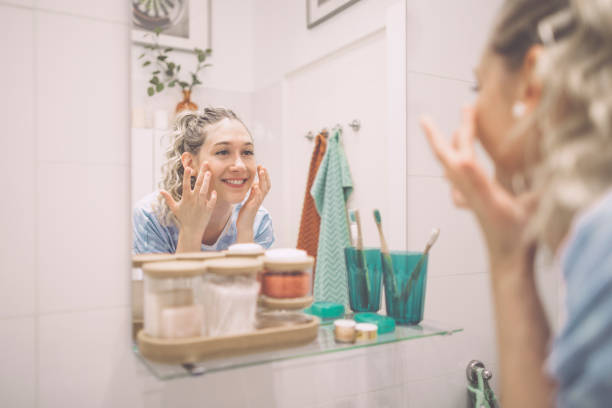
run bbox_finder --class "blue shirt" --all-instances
[133,191,274,253]
[547,190,612,407]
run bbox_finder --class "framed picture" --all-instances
[131,0,210,51]
[307,0,361,29]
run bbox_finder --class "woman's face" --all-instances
[474,51,530,174]
[194,118,256,204]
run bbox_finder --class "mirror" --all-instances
[130,0,407,339]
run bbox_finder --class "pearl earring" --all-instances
[512,102,526,118]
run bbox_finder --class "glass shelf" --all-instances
[133,319,462,380]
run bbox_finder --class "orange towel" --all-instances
[297,132,328,280]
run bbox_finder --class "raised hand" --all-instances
[236,165,271,242]
[160,161,217,251]
[420,106,537,269]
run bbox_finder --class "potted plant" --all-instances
[139,28,212,113]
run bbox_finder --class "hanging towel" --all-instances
[311,129,353,306]
[297,132,328,279]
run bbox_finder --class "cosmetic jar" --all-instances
[355,323,378,343]
[142,260,206,339]
[334,319,357,343]
[225,243,265,258]
[174,251,225,262]
[354,312,396,334]
[261,249,314,299]
[131,253,176,335]
[202,258,262,337]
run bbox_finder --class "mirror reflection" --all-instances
[129,0,407,353]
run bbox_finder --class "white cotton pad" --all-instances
[227,243,264,255]
[264,248,308,262]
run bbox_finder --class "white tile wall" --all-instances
[405,0,503,82]
[0,317,37,408]
[38,308,142,408]
[0,4,37,319]
[37,162,130,313]
[35,0,129,23]
[35,11,129,165]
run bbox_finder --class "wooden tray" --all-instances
[138,316,320,364]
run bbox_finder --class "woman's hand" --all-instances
[420,106,537,271]
[160,161,217,252]
[236,165,271,243]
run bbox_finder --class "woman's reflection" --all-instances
[133,107,274,253]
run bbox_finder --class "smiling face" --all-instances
[193,118,256,204]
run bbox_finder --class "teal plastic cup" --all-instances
[344,247,383,313]
[381,251,428,325]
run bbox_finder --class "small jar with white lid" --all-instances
[174,251,225,262]
[225,243,265,259]
[261,249,314,301]
[142,260,206,339]
[201,257,262,337]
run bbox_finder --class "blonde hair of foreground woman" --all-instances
[528,0,612,249]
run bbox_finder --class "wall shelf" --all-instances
[133,319,462,380]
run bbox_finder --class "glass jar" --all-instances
[142,260,206,339]
[201,257,262,337]
[131,253,176,337]
[261,249,314,299]
[174,251,225,262]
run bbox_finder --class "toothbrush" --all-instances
[373,209,398,304]
[401,228,440,304]
[353,210,370,307]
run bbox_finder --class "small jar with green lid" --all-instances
[142,260,206,339]
[202,257,263,337]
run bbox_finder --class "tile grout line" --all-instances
[32,6,39,408]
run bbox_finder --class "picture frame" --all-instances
[131,0,210,52]
[306,0,361,29]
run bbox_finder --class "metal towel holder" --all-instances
[305,119,361,141]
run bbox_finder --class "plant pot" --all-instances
[176,89,198,113]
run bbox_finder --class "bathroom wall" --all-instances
[0,1,559,407]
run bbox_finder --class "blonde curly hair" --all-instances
[155,107,250,226]
[529,0,612,249]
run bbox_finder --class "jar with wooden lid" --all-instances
[174,251,225,262]
[261,249,314,306]
[142,260,206,339]
[131,253,176,334]
[202,257,262,337]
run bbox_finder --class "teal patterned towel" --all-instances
[311,129,353,306]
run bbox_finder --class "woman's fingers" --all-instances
[183,167,193,197]
[452,188,468,208]
[457,105,476,151]
[193,162,207,193]
[199,171,211,199]
[160,190,178,213]
[420,116,454,169]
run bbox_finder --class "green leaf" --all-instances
[179,81,189,88]
[168,80,176,88]
[177,65,181,72]
[142,61,151,67]
[205,48,212,55]
[194,48,203,54]
[138,53,145,59]
[201,63,212,68]
[198,53,205,62]
[152,70,160,75]
[164,48,173,53]
[154,27,163,35]
[149,76,160,85]
[157,55,167,61]
[168,62,175,69]
[156,83,164,92]
[147,86,154,96]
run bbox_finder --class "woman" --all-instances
[133,107,274,253]
[422,0,612,406]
